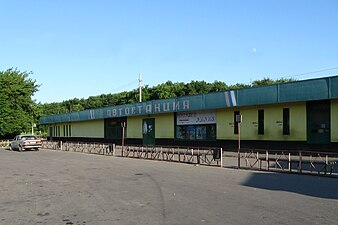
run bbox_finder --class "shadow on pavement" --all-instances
[2,148,39,152]
[241,172,338,200]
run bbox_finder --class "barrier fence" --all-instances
[40,141,338,177]
[240,149,338,176]
[42,141,223,167]
[121,145,223,167]
[0,140,10,148]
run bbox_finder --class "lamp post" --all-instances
[121,122,126,155]
[236,114,242,169]
[31,123,36,135]
[139,73,142,102]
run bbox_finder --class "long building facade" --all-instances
[40,76,338,151]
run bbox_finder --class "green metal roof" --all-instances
[40,75,338,125]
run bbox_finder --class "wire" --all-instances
[267,66,338,81]
[290,66,338,78]
[110,79,139,93]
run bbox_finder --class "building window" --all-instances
[176,124,216,141]
[258,109,264,135]
[234,111,240,134]
[63,125,68,137]
[69,125,72,137]
[283,108,290,135]
[175,111,216,141]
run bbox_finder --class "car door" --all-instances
[11,136,18,149]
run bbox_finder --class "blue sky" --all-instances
[1,0,338,103]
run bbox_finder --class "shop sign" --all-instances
[177,111,216,125]
[106,99,190,118]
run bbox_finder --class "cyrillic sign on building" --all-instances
[177,111,216,125]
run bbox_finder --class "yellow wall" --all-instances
[331,99,338,142]
[46,99,338,143]
[127,117,142,138]
[217,102,307,141]
[71,119,104,138]
[127,113,174,139]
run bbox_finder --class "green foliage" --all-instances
[251,77,296,87]
[209,81,228,92]
[229,83,251,90]
[0,68,40,137]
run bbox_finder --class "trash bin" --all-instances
[213,149,221,160]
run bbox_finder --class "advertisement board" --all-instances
[177,111,216,125]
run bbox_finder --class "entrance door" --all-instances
[49,127,53,141]
[306,100,330,144]
[104,118,126,144]
[142,118,155,146]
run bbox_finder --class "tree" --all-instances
[251,77,296,87]
[184,80,210,95]
[0,68,40,137]
[229,83,251,90]
[210,81,228,92]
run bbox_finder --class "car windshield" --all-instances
[21,136,37,140]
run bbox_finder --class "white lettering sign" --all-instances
[105,99,191,118]
[177,111,216,125]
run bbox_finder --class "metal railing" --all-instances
[240,149,338,176]
[42,141,223,167]
[41,141,338,177]
[0,140,10,148]
[120,145,223,167]
[42,141,114,155]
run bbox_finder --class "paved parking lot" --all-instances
[1,148,338,225]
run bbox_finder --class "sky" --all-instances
[1,0,338,103]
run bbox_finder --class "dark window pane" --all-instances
[258,109,264,135]
[283,108,290,135]
[206,124,216,140]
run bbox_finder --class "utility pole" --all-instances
[31,122,36,135]
[121,122,126,152]
[236,114,242,169]
[139,73,142,102]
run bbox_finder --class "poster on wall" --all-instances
[195,126,207,140]
[187,126,196,139]
[177,111,216,125]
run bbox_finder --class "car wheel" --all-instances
[9,145,13,151]
[18,145,23,152]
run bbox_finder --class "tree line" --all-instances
[0,68,295,137]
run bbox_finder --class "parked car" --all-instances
[10,134,42,152]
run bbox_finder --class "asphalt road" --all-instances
[0,148,338,225]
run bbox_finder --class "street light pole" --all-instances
[237,121,240,168]
[121,122,126,155]
[236,114,242,169]
[31,122,36,135]
[139,73,142,102]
